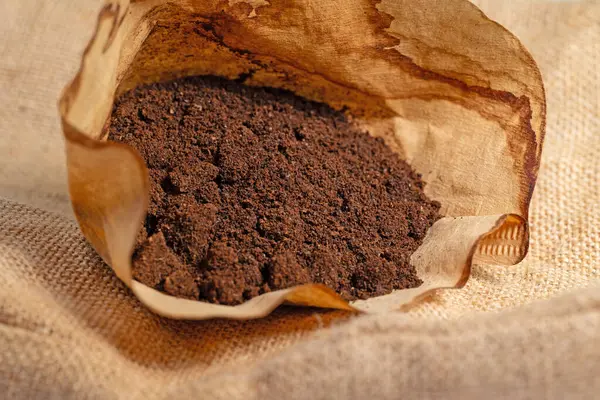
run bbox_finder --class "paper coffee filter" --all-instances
[59,0,544,319]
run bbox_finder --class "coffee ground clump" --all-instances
[108,76,441,305]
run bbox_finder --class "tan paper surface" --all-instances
[59,0,543,319]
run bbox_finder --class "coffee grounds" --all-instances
[108,76,441,305]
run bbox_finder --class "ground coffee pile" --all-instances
[108,76,441,305]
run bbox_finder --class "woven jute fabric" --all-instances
[1,0,599,398]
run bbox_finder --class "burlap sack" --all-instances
[1,0,599,398]
[59,0,541,319]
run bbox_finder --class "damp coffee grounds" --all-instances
[108,76,441,305]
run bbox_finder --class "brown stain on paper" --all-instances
[119,0,541,217]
